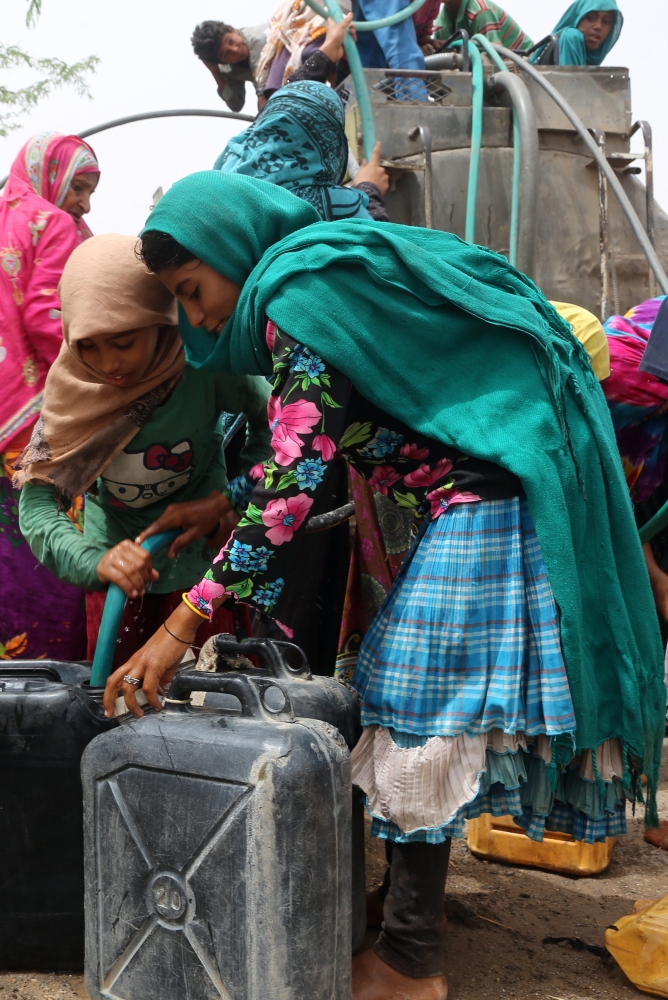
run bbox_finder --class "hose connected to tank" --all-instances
[471,35,520,265]
[89,529,180,687]
[465,42,484,244]
[303,0,429,31]
[304,0,377,159]
[493,43,668,296]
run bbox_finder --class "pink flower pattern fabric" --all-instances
[187,327,522,619]
[268,394,321,465]
[262,493,314,544]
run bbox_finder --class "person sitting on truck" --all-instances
[258,0,443,99]
[215,20,389,223]
[533,1,623,67]
[191,20,269,113]
[256,0,352,98]
[15,233,272,670]
[104,170,663,1000]
[352,0,432,101]
[434,0,533,51]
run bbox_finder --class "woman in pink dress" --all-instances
[0,131,99,661]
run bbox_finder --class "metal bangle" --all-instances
[162,621,196,645]
[123,675,141,687]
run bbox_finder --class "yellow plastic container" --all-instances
[467,813,616,876]
[605,896,668,997]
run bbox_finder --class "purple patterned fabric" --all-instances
[602,296,668,501]
[0,471,86,661]
[264,39,323,93]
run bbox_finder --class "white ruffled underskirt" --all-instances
[350,725,624,835]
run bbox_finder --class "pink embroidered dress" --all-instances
[0,132,98,662]
[0,131,99,451]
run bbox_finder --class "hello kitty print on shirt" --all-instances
[102,439,194,508]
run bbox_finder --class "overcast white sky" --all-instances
[0,0,665,235]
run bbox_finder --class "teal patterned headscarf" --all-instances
[214,80,371,222]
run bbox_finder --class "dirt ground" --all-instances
[361,737,668,1000]
[4,741,668,1000]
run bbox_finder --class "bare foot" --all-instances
[644,818,668,850]
[352,949,448,1000]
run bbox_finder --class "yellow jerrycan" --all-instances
[467,814,616,876]
[605,896,668,996]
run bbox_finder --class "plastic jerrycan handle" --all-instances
[171,669,294,720]
[212,635,312,679]
[0,665,62,682]
[89,529,181,688]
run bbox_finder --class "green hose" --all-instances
[89,529,180,688]
[465,41,484,244]
[304,0,428,30]
[639,501,668,546]
[472,34,521,267]
[303,0,377,159]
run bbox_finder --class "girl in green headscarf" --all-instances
[535,0,623,66]
[103,172,662,1000]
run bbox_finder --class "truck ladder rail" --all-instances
[492,45,668,295]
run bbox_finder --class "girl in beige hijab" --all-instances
[16,233,271,666]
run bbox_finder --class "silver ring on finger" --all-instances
[123,675,142,687]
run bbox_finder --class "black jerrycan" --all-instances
[0,660,116,970]
[206,634,362,751]
[205,634,367,950]
[82,670,353,1000]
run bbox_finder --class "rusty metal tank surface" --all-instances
[344,63,668,317]
[0,661,116,970]
[82,670,353,1000]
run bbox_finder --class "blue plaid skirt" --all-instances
[353,496,576,737]
[352,498,627,844]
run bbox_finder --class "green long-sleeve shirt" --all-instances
[435,1,532,51]
[19,367,271,592]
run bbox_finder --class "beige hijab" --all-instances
[16,233,185,497]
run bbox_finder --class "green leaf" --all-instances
[392,490,420,509]
[243,502,264,524]
[321,391,342,409]
[0,644,5,658]
[277,471,298,491]
[320,373,331,387]
[339,421,372,448]
[25,0,42,28]
[264,462,278,489]
[225,578,254,599]
[204,569,216,581]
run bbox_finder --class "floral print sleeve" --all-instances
[186,323,521,620]
[186,325,353,619]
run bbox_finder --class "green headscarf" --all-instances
[144,171,664,823]
[552,0,623,66]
